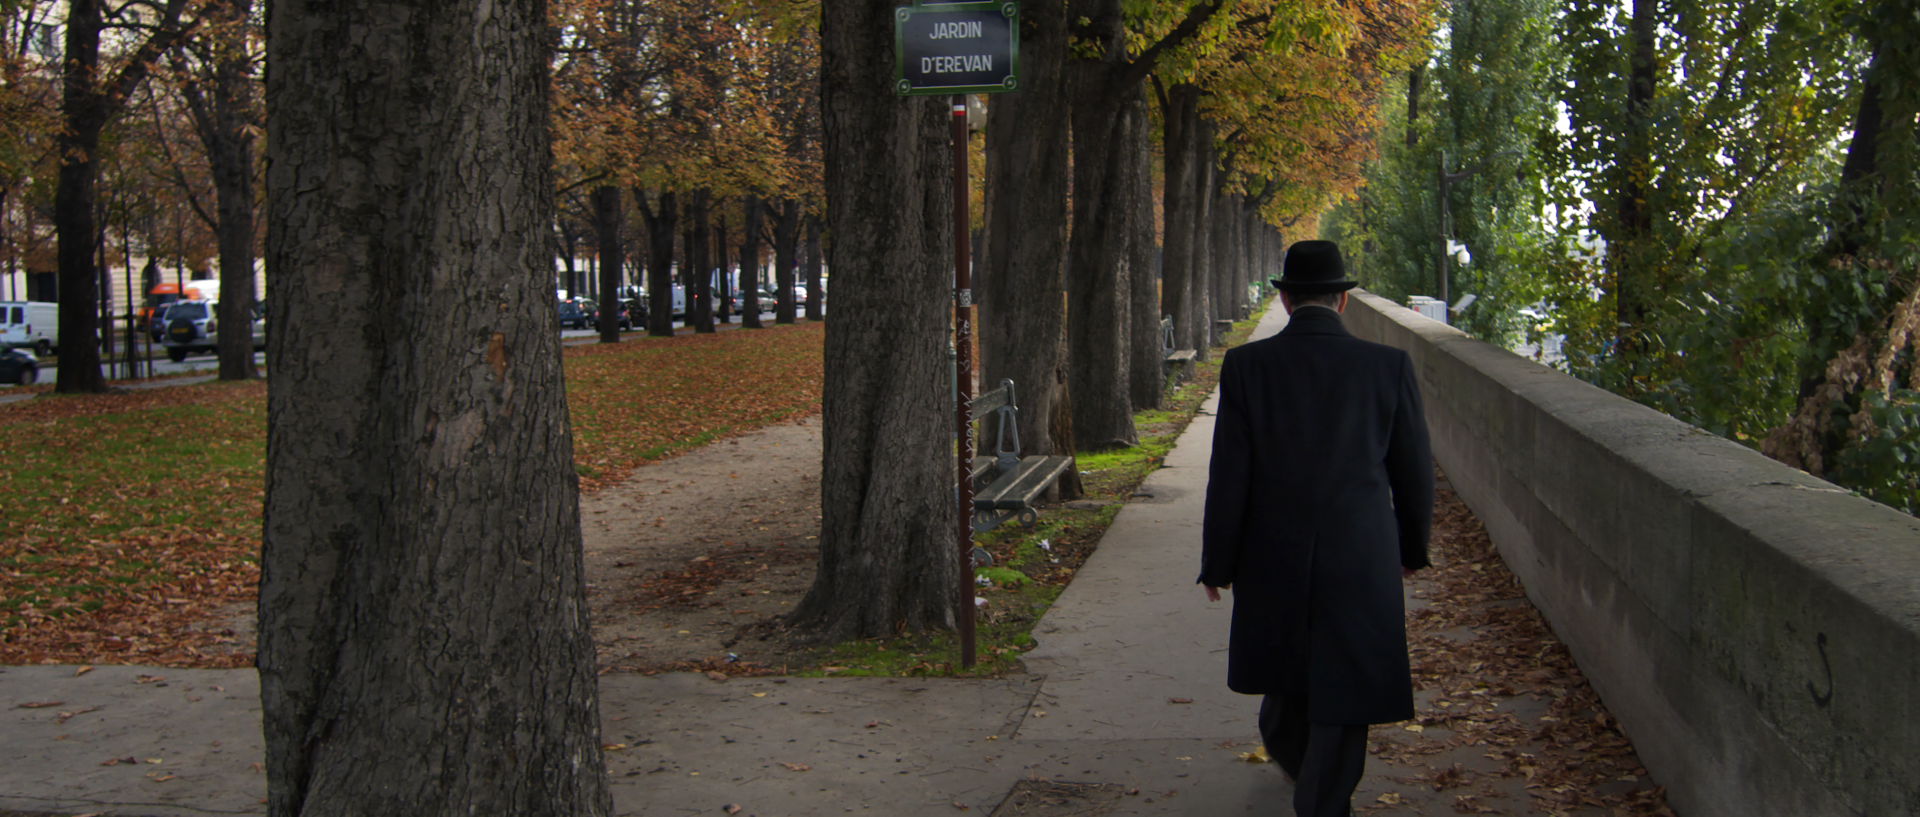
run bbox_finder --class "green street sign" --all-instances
[894,2,1020,96]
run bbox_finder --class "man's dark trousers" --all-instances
[1260,694,1368,817]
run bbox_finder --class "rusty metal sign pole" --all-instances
[951,94,978,669]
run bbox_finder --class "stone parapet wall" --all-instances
[1344,291,1920,817]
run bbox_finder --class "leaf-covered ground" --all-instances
[0,324,824,666]
[1365,481,1677,817]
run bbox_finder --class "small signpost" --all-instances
[895,3,1020,95]
[894,2,1019,668]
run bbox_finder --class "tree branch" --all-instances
[102,0,198,113]
[1119,0,1228,91]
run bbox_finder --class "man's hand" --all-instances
[1402,567,1416,578]
[1203,584,1227,602]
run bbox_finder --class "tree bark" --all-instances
[593,185,623,342]
[55,0,190,392]
[982,0,1075,474]
[789,0,957,641]
[687,188,714,332]
[261,2,611,815]
[1190,123,1216,360]
[1612,0,1658,370]
[771,199,800,325]
[1160,83,1201,356]
[803,210,824,321]
[1126,85,1163,411]
[1064,0,1138,451]
[1772,30,1916,473]
[1209,188,1234,344]
[741,195,764,329]
[636,188,676,337]
[176,0,259,380]
[714,209,732,324]
[1405,64,1424,148]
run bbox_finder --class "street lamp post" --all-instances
[1437,149,1519,319]
[1437,150,1467,312]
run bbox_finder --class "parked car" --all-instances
[556,299,593,329]
[621,298,647,326]
[591,299,638,330]
[160,299,266,362]
[0,348,37,385]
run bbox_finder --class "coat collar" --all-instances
[1280,304,1352,338]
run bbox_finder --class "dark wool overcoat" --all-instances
[1199,305,1434,726]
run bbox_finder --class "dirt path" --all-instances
[582,415,823,674]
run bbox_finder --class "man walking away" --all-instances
[1198,239,1434,817]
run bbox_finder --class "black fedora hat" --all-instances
[1271,240,1356,293]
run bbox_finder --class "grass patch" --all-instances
[0,323,824,665]
[803,583,1058,678]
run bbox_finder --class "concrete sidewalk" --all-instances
[0,304,1453,816]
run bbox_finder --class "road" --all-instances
[0,307,816,403]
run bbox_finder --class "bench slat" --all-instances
[974,455,1073,510]
[970,456,995,485]
[970,386,1012,416]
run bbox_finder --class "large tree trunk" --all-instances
[803,210,824,321]
[687,188,714,332]
[637,188,676,337]
[1612,0,1658,373]
[1190,125,1216,361]
[1210,190,1235,335]
[1159,83,1201,356]
[55,0,191,391]
[771,199,800,325]
[1064,0,1138,451]
[982,0,1076,476]
[260,2,611,815]
[1768,30,1917,475]
[53,0,111,394]
[178,0,261,381]
[790,0,956,641]
[714,209,732,324]
[802,209,825,320]
[741,195,764,329]
[593,185,623,342]
[1126,86,1163,411]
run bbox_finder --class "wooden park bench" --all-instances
[967,379,1074,533]
[1162,315,1197,382]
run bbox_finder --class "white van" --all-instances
[0,301,57,355]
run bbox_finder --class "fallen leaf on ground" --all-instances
[781,761,811,772]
